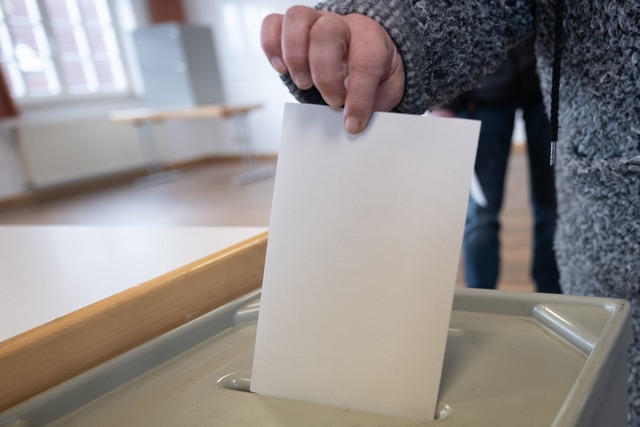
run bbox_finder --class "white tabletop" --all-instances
[0,226,266,342]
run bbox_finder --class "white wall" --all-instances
[180,0,317,154]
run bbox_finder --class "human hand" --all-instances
[261,6,405,134]
[429,109,457,118]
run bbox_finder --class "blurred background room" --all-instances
[0,0,534,292]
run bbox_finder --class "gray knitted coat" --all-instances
[282,1,640,425]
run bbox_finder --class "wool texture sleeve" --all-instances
[280,0,535,114]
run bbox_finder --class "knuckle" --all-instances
[350,58,386,80]
[260,15,282,52]
[262,13,282,25]
[286,5,316,20]
[310,58,346,87]
[282,51,307,69]
[314,75,344,95]
[309,13,345,39]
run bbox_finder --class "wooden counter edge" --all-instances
[0,231,269,413]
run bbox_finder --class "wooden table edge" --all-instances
[0,231,269,412]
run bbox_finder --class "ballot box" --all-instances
[0,235,631,427]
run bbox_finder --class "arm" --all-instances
[262,7,404,134]
[262,1,534,132]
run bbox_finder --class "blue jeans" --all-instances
[459,101,561,293]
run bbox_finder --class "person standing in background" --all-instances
[260,3,639,424]
[435,36,561,294]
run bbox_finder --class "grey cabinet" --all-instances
[133,23,225,108]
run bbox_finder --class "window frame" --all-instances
[0,0,133,106]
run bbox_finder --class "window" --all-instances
[0,0,127,100]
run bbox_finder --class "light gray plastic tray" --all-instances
[0,288,631,427]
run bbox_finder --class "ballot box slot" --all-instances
[217,372,252,392]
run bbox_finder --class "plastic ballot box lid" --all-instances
[0,288,631,427]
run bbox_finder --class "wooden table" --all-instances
[110,104,273,185]
[0,226,269,412]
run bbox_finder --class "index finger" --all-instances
[342,29,391,132]
[342,14,405,133]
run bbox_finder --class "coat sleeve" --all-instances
[281,0,535,114]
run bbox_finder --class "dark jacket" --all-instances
[446,36,542,111]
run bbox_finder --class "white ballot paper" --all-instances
[251,103,480,421]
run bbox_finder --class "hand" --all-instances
[261,6,405,134]
[429,109,457,118]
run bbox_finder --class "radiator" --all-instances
[17,117,143,188]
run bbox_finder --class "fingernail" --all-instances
[325,96,344,108]
[345,116,361,134]
[293,73,312,89]
[270,57,286,74]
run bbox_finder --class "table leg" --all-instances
[134,121,180,186]
[230,113,275,186]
